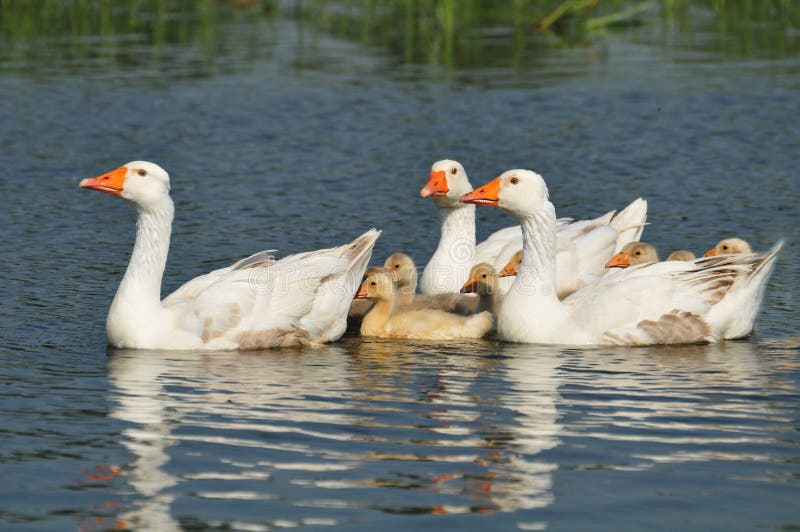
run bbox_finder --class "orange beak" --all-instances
[79,166,127,196]
[354,281,370,300]
[461,276,479,294]
[420,170,449,198]
[460,177,501,206]
[605,252,631,269]
[702,247,718,258]
[499,259,519,277]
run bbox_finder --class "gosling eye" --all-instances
[370,282,376,286]
[510,177,519,185]
[722,245,729,251]
[137,169,146,177]
[394,264,400,269]
[635,250,641,256]
[481,274,487,278]
[450,167,457,175]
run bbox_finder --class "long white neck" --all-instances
[420,204,476,294]
[515,205,559,300]
[107,197,174,345]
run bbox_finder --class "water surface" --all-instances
[0,2,798,530]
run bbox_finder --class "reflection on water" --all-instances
[2,1,799,79]
[104,338,799,528]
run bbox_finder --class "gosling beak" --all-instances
[702,247,718,257]
[354,282,369,300]
[461,276,479,294]
[79,166,127,196]
[605,252,631,269]
[420,170,449,198]
[460,177,501,206]
[499,260,518,277]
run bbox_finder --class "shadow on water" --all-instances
[101,337,798,529]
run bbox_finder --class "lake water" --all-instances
[1,2,799,530]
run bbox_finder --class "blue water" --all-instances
[1,4,799,530]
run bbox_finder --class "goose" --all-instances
[418,159,648,297]
[460,263,502,315]
[354,272,492,340]
[80,161,380,350]
[667,250,696,261]
[703,238,752,257]
[461,169,781,346]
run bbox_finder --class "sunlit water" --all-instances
[1,4,799,530]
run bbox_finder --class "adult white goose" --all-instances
[80,161,380,350]
[461,169,781,346]
[418,159,648,297]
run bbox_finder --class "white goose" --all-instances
[418,159,648,297]
[80,161,380,350]
[461,169,781,346]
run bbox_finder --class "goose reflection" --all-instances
[103,337,795,526]
[106,345,354,530]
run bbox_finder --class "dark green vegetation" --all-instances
[1,0,798,73]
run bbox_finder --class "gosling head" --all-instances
[666,250,696,261]
[383,252,417,289]
[461,263,499,295]
[499,250,523,277]
[605,242,659,269]
[354,272,395,301]
[702,238,752,257]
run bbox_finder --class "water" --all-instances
[1,2,799,530]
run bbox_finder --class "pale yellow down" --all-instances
[705,237,752,256]
[357,272,492,340]
[666,250,696,261]
[461,262,502,315]
[383,252,473,312]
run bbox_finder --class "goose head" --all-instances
[354,272,395,301]
[666,250,696,261]
[461,263,499,295]
[80,161,171,208]
[605,242,659,268]
[459,169,549,218]
[499,250,523,277]
[420,159,473,207]
[702,238,752,257]
[383,252,417,289]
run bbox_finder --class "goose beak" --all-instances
[461,276,479,294]
[461,178,500,206]
[499,260,518,277]
[702,248,718,257]
[79,166,127,196]
[420,170,449,198]
[605,252,631,268]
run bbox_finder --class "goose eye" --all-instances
[510,177,519,185]
[137,169,146,177]
[450,167,457,175]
